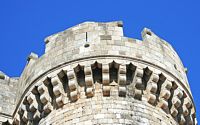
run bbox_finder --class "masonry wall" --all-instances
[39,83,177,125]
[0,73,18,124]
[16,21,191,107]
[0,21,196,125]
[12,57,196,124]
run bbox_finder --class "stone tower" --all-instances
[0,21,197,125]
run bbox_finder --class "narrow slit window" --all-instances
[84,32,90,48]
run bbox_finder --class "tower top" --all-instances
[42,21,189,88]
[15,21,192,103]
[0,21,196,125]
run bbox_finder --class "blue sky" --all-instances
[0,0,199,121]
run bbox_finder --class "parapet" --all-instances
[44,21,188,87]
[0,71,19,124]
[1,21,196,125]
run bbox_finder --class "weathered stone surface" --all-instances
[0,21,197,125]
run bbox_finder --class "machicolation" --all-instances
[0,21,197,125]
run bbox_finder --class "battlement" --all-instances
[44,21,123,53]
[0,21,197,125]
[0,72,19,124]
[42,21,187,85]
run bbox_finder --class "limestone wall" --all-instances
[1,21,196,125]
[16,21,191,105]
[12,58,197,125]
[0,72,18,124]
[39,90,178,125]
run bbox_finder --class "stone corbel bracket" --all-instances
[12,59,197,125]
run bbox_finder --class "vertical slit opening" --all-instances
[43,77,55,108]
[156,73,166,101]
[126,63,136,85]
[91,62,102,83]
[57,70,69,93]
[84,32,90,48]
[74,65,85,87]
[86,32,88,42]
[143,67,153,89]
[109,61,119,83]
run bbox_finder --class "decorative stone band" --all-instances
[12,59,197,125]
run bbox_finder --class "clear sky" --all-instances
[0,0,199,121]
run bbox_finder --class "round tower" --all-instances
[12,21,197,125]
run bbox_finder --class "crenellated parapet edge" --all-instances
[15,21,190,107]
[44,21,123,43]
[0,71,19,124]
[43,21,189,88]
[12,59,197,125]
[141,27,189,85]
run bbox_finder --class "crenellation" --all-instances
[0,21,197,125]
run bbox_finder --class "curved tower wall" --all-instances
[6,21,196,125]
[0,73,18,124]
